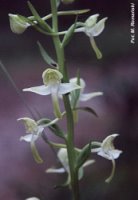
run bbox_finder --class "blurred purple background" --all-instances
[0,0,138,199]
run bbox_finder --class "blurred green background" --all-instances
[0,0,137,199]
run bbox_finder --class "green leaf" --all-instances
[62,18,77,47]
[37,41,57,67]
[27,1,51,32]
[74,106,98,117]
[75,142,91,170]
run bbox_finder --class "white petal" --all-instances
[75,27,85,33]
[80,92,103,101]
[109,149,122,159]
[97,149,122,160]
[46,167,65,173]
[89,17,108,37]
[102,134,119,151]
[23,85,51,95]
[20,134,38,142]
[85,14,99,27]
[58,83,81,95]
[91,147,101,153]
[70,77,86,89]
[97,150,112,160]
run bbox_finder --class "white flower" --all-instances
[8,14,30,34]
[70,77,103,103]
[18,117,44,143]
[23,68,81,118]
[92,134,122,160]
[18,117,58,163]
[75,14,108,59]
[46,148,94,183]
[91,134,122,182]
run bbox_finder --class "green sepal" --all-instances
[74,106,98,117]
[30,141,43,164]
[37,41,57,67]
[62,17,77,47]
[75,142,91,170]
[37,118,65,139]
[27,1,51,32]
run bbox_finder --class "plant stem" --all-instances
[50,0,80,199]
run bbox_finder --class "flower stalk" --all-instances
[50,0,80,199]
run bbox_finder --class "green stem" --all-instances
[50,1,80,199]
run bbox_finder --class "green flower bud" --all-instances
[8,14,29,34]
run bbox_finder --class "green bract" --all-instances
[8,14,29,34]
[23,68,81,118]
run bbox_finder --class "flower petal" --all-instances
[102,134,119,151]
[109,149,122,160]
[75,27,85,33]
[89,17,108,37]
[80,92,103,101]
[85,14,99,27]
[20,134,38,142]
[23,85,51,95]
[46,167,65,173]
[59,83,81,95]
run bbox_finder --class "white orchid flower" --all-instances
[69,77,103,122]
[91,134,122,182]
[46,148,94,184]
[8,14,30,34]
[70,77,103,103]
[18,117,58,163]
[75,14,108,59]
[23,68,81,118]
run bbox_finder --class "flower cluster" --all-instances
[9,1,122,199]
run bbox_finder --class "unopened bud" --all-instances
[9,14,29,34]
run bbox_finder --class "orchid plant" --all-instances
[8,0,122,200]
